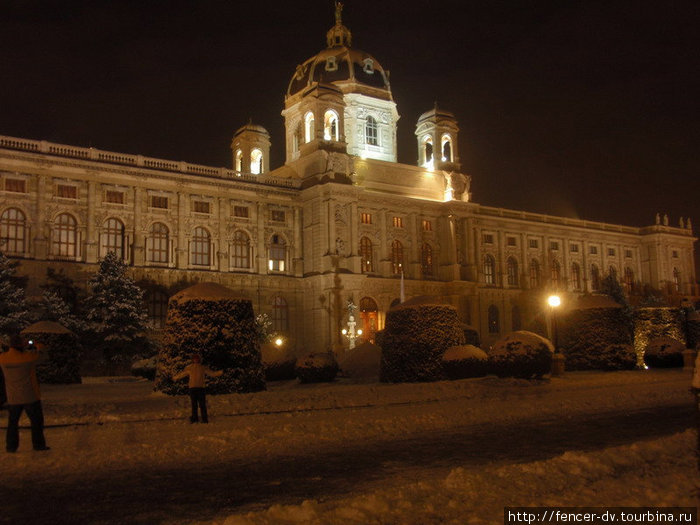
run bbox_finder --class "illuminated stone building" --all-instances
[0,7,696,352]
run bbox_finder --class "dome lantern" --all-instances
[326,1,352,48]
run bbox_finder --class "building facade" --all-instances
[0,9,697,353]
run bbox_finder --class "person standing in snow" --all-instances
[0,334,49,452]
[173,354,222,423]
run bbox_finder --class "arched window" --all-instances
[529,259,540,288]
[590,264,601,291]
[293,123,303,153]
[608,265,618,281]
[441,134,452,162]
[512,305,522,331]
[623,266,637,293]
[506,257,519,286]
[551,260,561,289]
[571,263,581,291]
[488,305,500,334]
[304,112,315,143]
[191,227,211,266]
[146,289,169,329]
[423,135,433,168]
[147,222,169,263]
[269,234,286,272]
[391,240,404,275]
[483,254,495,285]
[101,218,125,260]
[271,296,289,332]
[231,230,252,270]
[52,213,78,258]
[360,236,373,273]
[421,243,433,277]
[365,116,378,146]
[324,110,339,141]
[359,297,378,343]
[250,148,263,175]
[234,149,243,172]
[672,268,681,292]
[0,208,26,255]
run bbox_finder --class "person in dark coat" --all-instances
[0,334,49,452]
[173,354,222,423]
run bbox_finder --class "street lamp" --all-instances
[547,294,564,376]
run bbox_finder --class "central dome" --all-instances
[286,11,391,100]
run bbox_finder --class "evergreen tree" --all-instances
[0,251,31,336]
[600,273,634,338]
[39,290,87,334]
[85,252,150,368]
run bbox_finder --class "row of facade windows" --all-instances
[293,110,381,151]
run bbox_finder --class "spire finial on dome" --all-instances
[335,1,344,25]
[326,1,352,47]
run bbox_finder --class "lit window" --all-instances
[483,255,495,285]
[361,213,372,225]
[271,210,286,222]
[441,134,452,162]
[233,206,249,218]
[105,190,124,204]
[422,136,433,168]
[250,149,263,175]
[269,234,286,272]
[190,227,211,266]
[365,116,378,146]
[324,110,339,141]
[304,112,315,143]
[4,179,26,193]
[52,213,77,258]
[101,218,125,260]
[488,305,500,334]
[360,237,373,273]
[193,201,210,214]
[231,230,251,270]
[506,257,518,286]
[147,222,169,263]
[421,243,433,277]
[234,149,243,172]
[150,196,168,209]
[0,208,26,254]
[392,216,403,228]
[422,220,432,232]
[56,184,77,199]
[391,240,403,275]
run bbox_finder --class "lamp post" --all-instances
[547,294,564,376]
[342,301,363,350]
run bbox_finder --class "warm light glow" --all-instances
[341,328,347,335]
[357,329,363,335]
[274,337,283,347]
[547,295,561,308]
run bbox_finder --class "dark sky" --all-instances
[2,0,699,237]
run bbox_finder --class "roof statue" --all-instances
[335,1,344,25]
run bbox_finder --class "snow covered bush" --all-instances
[261,342,296,381]
[634,307,685,361]
[442,345,488,379]
[462,325,480,347]
[0,251,31,336]
[594,343,638,370]
[643,336,685,368]
[340,341,382,379]
[154,282,266,395]
[559,296,634,370]
[380,297,464,383]
[295,352,339,383]
[21,322,81,384]
[131,356,157,380]
[489,331,553,379]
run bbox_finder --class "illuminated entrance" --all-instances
[359,297,378,343]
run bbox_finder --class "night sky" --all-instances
[2,1,698,238]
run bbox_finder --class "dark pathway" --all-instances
[5,403,694,525]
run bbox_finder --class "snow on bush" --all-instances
[489,330,553,379]
[131,356,157,380]
[380,297,464,383]
[295,352,339,383]
[462,325,480,346]
[442,344,488,379]
[643,336,685,368]
[339,341,381,379]
[154,282,265,395]
[261,342,296,381]
[634,307,685,360]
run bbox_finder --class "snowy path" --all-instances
[2,370,697,524]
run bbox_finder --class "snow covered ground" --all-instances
[3,369,699,524]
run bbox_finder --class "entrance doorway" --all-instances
[359,297,378,344]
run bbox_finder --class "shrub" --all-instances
[131,356,157,380]
[261,342,297,381]
[634,308,685,361]
[462,325,480,347]
[295,352,339,383]
[340,341,381,379]
[644,337,685,368]
[594,343,638,370]
[21,322,81,384]
[442,345,488,379]
[489,331,553,379]
[380,298,464,383]
[155,283,265,395]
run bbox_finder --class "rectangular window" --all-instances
[271,210,286,222]
[529,239,539,249]
[483,233,494,244]
[233,205,249,218]
[570,244,579,253]
[105,190,124,204]
[506,237,517,247]
[672,250,679,258]
[150,196,168,209]
[550,241,559,251]
[422,220,432,232]
[4,179,26,193]
[625,249,633,258]
[589,246,598,255]
[607,248,616,256]
[193,201,210,214]
[361,213,372,225]
[56,184,77,199]
[392,216,404,228]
